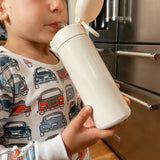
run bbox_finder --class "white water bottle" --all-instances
[50,0,131,129]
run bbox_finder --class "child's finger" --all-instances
[77,93,81,99]
[124,96,131,105]
[116,83,120,88]
[74,105,93,127]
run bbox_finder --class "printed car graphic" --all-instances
[10,148,21,160]
[57,68,69,81]
[0,94,13,112]
[11,100,31,117]
[23,59,32,68]
[68,101,79,120]
[1,121,31,142]
[33,67,58,89]
[38,87,64,115]
[39,111,67,137]
[0,118,7,125]
[65,84,75,102]
[26,146,35,160]
[0,148,22,160]
[0,118,7,136]
[0,54,20,72]
[76,149,86,160]
[0,73,29,97]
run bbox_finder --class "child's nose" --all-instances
[49,0,65,13]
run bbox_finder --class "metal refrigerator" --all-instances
[68,0,160,159]
[90,0,160,160]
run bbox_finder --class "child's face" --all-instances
[4,0,68,44]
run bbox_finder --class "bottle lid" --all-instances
[50,24,86,53]
[75,0,104,37]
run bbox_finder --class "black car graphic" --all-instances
[68,101,79,120]
[1,121,31,142]
[33,67,58,89]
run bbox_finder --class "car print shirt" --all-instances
[0,46,90,160]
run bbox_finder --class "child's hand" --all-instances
[61,105,119,157]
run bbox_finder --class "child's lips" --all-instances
[49,23,67,30]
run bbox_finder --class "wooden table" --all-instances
[89,140,120,160]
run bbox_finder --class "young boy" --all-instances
[0,0,130,159]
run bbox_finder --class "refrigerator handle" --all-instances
[121,92,160,110]
[116,80,160,111]
[127,0,132,22]
[116,50,158,60]
[118,0,132,23]
[106,0,110,22]
[112,0,119,21]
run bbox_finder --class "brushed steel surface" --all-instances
[117,44,160,94]
[118,0,160,43]
[117,80,160,110]
[104,81,160,160]
[104,99,160,160]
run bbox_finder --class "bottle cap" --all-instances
[74,0,104,37]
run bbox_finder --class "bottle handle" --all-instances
[75,17,100,37]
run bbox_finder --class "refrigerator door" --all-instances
[104,98,160,160]
[118,0,160,43]
[90,21,117,43]
[116,44,160,95]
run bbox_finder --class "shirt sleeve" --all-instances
[0,134,69,160]
[35,133,69,160]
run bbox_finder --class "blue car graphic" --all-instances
[33,67,58,89]
[0,118,7,136]
[0,94,13,112]
[1,121,31,142]
[0,73,29,97]
[39,111,67,137]
[65,84,75,102]
[0,54,20,72]
[0,118,7,125]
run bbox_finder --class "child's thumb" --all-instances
[75,105,93,127]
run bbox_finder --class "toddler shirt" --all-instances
[0,46,90,160]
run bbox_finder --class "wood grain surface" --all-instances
[90,140,120,160]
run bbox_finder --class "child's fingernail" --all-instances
[84,105,92,111]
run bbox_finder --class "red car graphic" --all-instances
[11,100,31,117]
